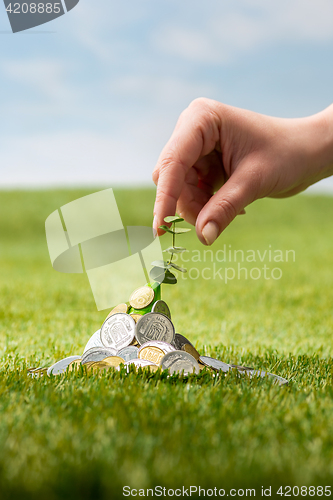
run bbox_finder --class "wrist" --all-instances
[307,104,333,182]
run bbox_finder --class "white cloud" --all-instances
[0,118,173,187]
[152,0,333,63]
[1,59,74,102]
[0,0,332,188]
[109,74,218,106]
[69,0,333,66]
[272,0,333,42]
[66,1,153,63]
[2,128,333,194]
[152,26,223,64]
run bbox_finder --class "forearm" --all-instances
[267,104,333,198]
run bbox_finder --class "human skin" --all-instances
[152,98,333,245]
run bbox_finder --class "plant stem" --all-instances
[167,223,176,266]
[168,222,176,265]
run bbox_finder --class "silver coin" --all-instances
[152,300,171,319]
[81,347,117,364]
[101,313,135,350]
[47,355,81,376]
[117,345,139,362]
[81,347,101,361]
[138,341,176,355]
[135,312,175,345]
[240,369,289,386]
[231,364,254,371]
[199,356,231,373]
[161,350,200,375]
[124,358,158,371]
[172,333,195,351]
[81,346,117,360]
[82,329,104,354]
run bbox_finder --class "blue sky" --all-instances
[0,0,333,191]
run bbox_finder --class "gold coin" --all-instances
[67,359,82,371]
[182,343,200,360]
[197,359,213,372]
[82,361,95,371]
[89,361,111,373]
[138,346,165,365]
[130,337,140,347]
[99,356,125,367]
[106,303,129,319]
[129,286,154,310]
[130,314,142,323]
[145,364,159,373]
[89,356,125,373]
[198,362,209,371]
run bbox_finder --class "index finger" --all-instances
[152,99,220,233]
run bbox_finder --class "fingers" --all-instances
[177,180,213,226]
[175,155,221,225]
[152,137,199,234]
[195,167,256,245]
[152,98,221,233]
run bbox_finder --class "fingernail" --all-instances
[202,221,219,245]
[153,215,158,237]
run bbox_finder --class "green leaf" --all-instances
[158,225,174,234]
[163,246,187,254]
[172,227,191,234]
[150,260,171,269]
[164,215,184,223]
[162,270,177,285]
[159,225,191,234]
[150,267,177,285]
[149,266,165,283]
[169,262,187,273]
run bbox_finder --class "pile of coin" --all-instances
[28,285,288,386]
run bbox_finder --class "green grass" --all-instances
[1,188,333,499]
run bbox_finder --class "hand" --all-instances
[152,98,333,245]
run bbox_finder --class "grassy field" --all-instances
[1,188,333,499]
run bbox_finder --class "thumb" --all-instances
[195,170,256,245]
